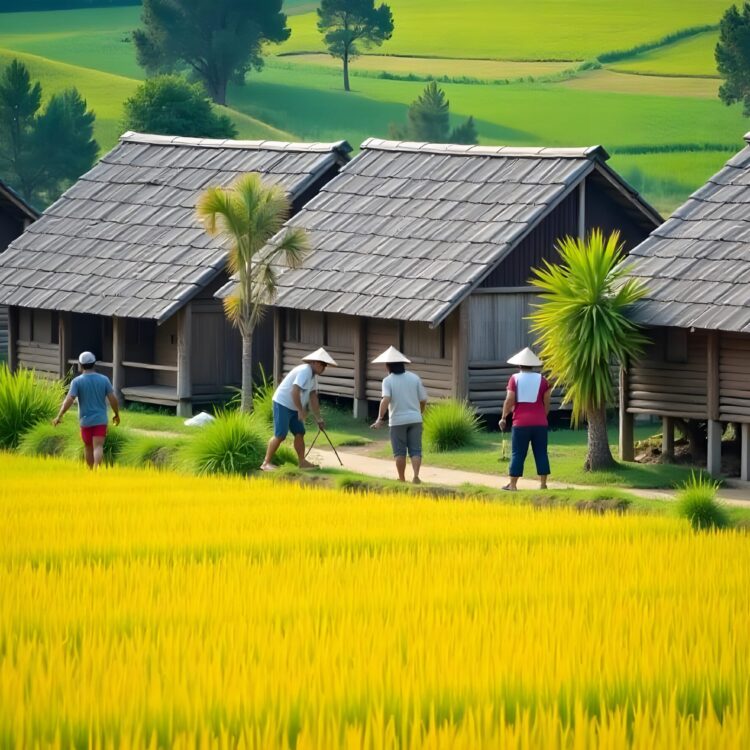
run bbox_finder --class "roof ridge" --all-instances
[360,137,609,161]
[120,131,352,154]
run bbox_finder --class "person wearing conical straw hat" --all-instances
[499,347,551,491]
[370,346,428,484]
[260,347,337,471]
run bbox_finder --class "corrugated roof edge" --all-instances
[120,131,352,155]
[0,179,39,220]
[360,137,610,162]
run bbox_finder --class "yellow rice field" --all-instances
[1,454,750,749]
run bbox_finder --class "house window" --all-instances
[665,328,688,363]
[286,311,300,342]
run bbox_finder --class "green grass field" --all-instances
[282,0,733,59]
[611,31,720,77]
[0,2,744,211]
[275,53,576,81]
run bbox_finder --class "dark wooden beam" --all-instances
[452,303,469,400]
[7,306,17,372]
[619,364,634,461]
[112,316,125,403]
[353,317,367,418]
[176,304,192,417]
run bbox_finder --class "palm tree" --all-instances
[197,173,309,412]
[528,230,647,471]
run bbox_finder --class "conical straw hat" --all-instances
[372,346,411,364]
[302,347,338,366]
[507,347,542,367]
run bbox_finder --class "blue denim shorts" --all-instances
[273,401,305,439]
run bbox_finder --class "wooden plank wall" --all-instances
[627,329,708,419]
[719,333,750,422]
[282,342,355,397]
[17,340,60,379]
[154,315,177,388]
[366,319,452,401]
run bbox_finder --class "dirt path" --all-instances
[308,447,750,507]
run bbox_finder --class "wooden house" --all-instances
[622,133,750,479]
[0,132,350,415]
[220,138,660,416]
[0,179,38,359]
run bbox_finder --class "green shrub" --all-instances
[66,426,132,466]
[676,472,730,531]
[423,399,480,452]
[120,435,185,470]
[0,365,65,449]
[272,442,298,466]
[180,410,266,476]
[251,368,275,427]
[18,420,76,457]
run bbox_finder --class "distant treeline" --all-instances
[0,0,139,11]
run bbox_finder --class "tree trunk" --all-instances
[206,75,228,106]
[343,52,350,92]
[241,330,254,413]
[585,404,616,471]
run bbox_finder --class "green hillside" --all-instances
[0,2,746,212]
[0,47,293,154]
[282,0,733,59]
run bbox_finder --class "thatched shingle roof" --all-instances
[629,134,750,333]
[0,132,350,322]
[220,138,660,326]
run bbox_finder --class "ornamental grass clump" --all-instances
[120,435,185,470]
[181,409,266,476]
[676,472,730,531]
[0,365,64,449]
[251,369,275,427]
[423,399,480,452]
[18,420,76,458]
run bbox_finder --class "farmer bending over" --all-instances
[52,351,120,469]
[260,347,337,471]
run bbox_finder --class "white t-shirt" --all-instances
[273,363,318,410]
[382,371,428,426]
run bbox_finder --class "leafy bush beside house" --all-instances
[423,399,480,452]
[0,365,64,449]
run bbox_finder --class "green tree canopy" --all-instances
[0,59,97,206]
[123,75,237,139]
[317,0,394,92]
[133,0,290,106]
[390,82,478,144]
[196,174,309,411]
[528,230,648,471]
[716,3,750,115]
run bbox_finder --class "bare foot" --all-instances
[540,484,548,490]
[298,460,319,470]
[412,476,422,484]
[259,462,277,472]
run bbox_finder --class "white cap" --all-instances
[78,351,96,365]
[372,346,411,364]
[507,347,542,367]
[301,347,338,366]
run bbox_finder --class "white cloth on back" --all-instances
[382,371,428,426]
[515,371,542,403]
[273,364,318,410]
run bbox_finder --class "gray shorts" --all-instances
[390,422,423,458]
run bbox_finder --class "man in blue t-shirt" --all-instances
[53,351,121,469]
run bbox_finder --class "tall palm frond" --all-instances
[529,229,648,426]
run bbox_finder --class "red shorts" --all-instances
[80,424,107,445]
